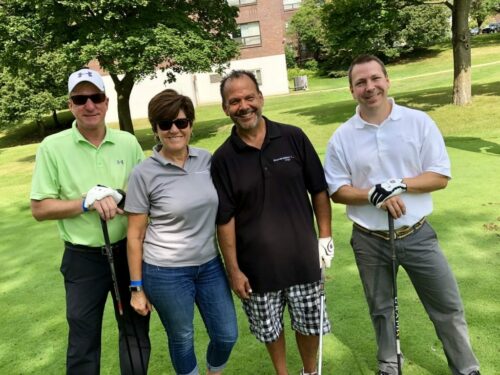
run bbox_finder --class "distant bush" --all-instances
[287,67,317,81]
[326,70,348,79]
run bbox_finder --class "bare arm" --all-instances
[31,196,122,222]
[332,172,449,219]
[217,218,252,299]
[403,171,448,193]
[31,198,83,221]
[127,213,152,316]
[311,191,332,237]
[331,185,371,206]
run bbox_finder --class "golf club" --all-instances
[318,266,325,375]
[100,217,136,375]
[388,212,402,375]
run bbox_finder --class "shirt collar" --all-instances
[353,98,402,128]
[71,120,114,145]
[230,116,281,151]
[151,144,198,166]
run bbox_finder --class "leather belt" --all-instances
[64,238,127,255]
[353,217,426,241]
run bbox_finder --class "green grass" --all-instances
[1,34,499,374]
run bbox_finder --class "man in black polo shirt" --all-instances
[211,70,334,375]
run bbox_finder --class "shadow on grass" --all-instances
[445,136,500,155]
[281,81,500,129]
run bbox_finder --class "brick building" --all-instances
[103,0,302,123]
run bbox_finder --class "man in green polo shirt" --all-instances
[30,68,150,375]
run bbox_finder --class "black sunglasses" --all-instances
[70,93,107,105]
[156,118,192,131]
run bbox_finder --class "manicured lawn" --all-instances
[1,34,499,374]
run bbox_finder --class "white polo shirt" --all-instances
[125,145,218,267]
[325,99,451,230]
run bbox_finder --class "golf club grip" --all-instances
[116,188,126,209]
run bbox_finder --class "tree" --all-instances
[446,0,473,105]
[288,0,327,64]
[470,0,500,28]
[322,0,474,105]
[0,1,240,134]
[321,0,448,67]
[0,2,78,132]
[399,5,450,49]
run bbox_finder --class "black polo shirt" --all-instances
[211,117,328,293]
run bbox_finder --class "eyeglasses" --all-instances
[156,118,192,131]
[70,93,107,105]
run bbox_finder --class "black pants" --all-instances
[61,241,151,375]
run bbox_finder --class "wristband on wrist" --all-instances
[82,198,88,212]
[130,280,143,287]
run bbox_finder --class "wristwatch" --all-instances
[129,285,143,292]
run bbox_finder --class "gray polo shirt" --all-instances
[125,145,218,267]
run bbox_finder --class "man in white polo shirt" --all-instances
[324,55,480,375]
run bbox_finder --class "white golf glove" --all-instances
[368,178,407,208]
[84,185,123,210]
[318,237,334,268]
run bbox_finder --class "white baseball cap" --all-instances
[68,68,105,93]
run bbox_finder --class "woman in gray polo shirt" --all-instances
[125,89,238,375]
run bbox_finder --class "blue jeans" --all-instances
[143,256,238,375]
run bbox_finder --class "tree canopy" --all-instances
[470,0,500,28]
[318,0,474,105]
[321,0,449,68]
[0,0,240,133]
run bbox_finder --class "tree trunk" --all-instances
[451,0,472,105]
[36,119,46,138]
[52,109,62,128]
[110,72,136,134]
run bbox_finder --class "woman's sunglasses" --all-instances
[70,93,107,105]
[156,118,192,131]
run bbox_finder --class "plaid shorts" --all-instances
[241,281,331,343]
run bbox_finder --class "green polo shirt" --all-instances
[30,122,144,246]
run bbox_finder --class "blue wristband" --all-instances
[82,198,88,212]
[130,280,143,287]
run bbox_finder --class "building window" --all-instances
[233,22,261,47]
[228,0,257,6]
[283,0,301,11]
[249,69,262,85]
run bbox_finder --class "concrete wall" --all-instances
[104,53,289,124]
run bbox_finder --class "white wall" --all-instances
[104,54,289,124]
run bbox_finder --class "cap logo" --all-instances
[78,71,94,78]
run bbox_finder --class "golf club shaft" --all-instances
[388,213,402,375]
[318,266,325,375]
[100,217,140,375]
[100,218,124,316]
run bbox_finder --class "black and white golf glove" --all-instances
[368,178,407,208]
[84,185,123,210]
[318,237,334,268]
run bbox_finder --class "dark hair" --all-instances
[148,89,195,132]
[348,54,388,87]
[219,70,261,103]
